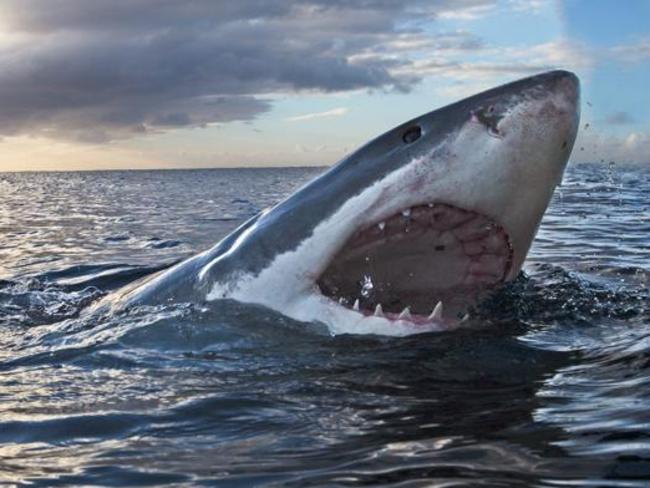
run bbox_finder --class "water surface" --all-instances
[0,164,649,486]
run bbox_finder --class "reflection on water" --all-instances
[0,164,649,486]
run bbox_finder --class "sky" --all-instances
[0,0,648,171]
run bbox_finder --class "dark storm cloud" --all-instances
[0,0,493,142]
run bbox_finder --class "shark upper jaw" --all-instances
[203,70,580,336]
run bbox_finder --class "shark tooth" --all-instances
[429,301,443,321]
[401,208,411,217]
[353,299,360,311]
[398,307,411,319]
[378,221,386,231]
[374,304,384,317]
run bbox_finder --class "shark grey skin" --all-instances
[107,70,580,336]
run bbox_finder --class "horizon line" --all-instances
[0,159,643,175]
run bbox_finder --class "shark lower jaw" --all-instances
[315,201,513,330]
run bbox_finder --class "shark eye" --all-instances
[402,125,421,144]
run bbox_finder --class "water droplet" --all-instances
[361,275,374,298]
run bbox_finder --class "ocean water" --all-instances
[0,164,649,486]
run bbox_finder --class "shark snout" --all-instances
[536,70,580,125]
[527,69,579,98]
[547,70,579,104]
[546,70,580,160]
[509,70,580,161]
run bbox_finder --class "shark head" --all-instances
[203,70,580,335]
[135,70,579,336]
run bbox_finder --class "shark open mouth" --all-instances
[316,203,513,327]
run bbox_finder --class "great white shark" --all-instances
[107,70,580,336]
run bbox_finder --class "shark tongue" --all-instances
[316,202,513,318]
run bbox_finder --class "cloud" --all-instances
[0,0,457,142]
[507,0,547,13]
[624,132,650,153]
[608,38,650,63]
[388,39,592,90]
[1,0,618,149]
[434,1,496,20]
[604,111,635,125]
[286,107,349,122]
[347,30,484,67]
[573,130,650,165]
[12,0,609,148]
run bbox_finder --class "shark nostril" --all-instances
[402,125,422,144]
